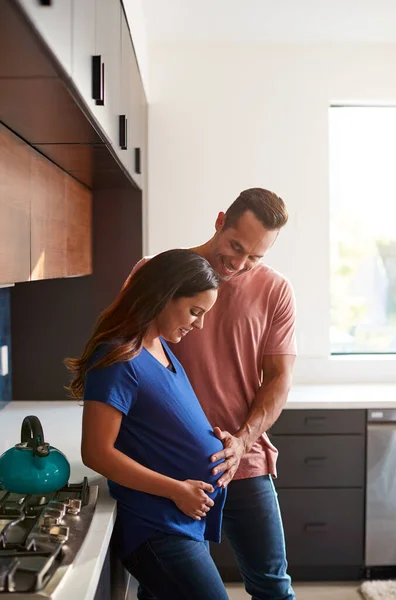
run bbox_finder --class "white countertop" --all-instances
[286,383,396,409]
[0,401,116,600]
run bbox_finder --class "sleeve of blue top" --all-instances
[84,359,139,416]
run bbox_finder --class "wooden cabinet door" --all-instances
[31,153,93,280]
[17,0,72,75]
[95,0,122,147]
[0,124,31,284]
[65,178,92,276]
[0,125,91,283]
[30,153,67,280]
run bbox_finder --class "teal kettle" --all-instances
[0,415,70,494]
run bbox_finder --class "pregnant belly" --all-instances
[180,436,225,487]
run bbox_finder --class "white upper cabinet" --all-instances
[17,0,72,75]
[118,10,145,189]
[72,0,96,114]
[94,0,122,148]
[17,0,146,187]
[118,11,136,181]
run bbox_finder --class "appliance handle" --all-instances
[21,415,45,455]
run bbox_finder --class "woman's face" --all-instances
[156,288,218,343]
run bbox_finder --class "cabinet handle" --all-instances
[304,522,328,533]
[39,0,52,5]
[92,56,104,105]
[135,148,141,174]
[119,115,127,150]
[304,457,328,466]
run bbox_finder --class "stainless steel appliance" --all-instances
[365,409,396,573]
[0,477,98,598]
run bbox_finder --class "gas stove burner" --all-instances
[0,478,98,598]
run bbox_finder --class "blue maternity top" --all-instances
[84,340,226,560]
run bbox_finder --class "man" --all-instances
[136,188,297,599]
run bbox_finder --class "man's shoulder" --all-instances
[251,262,293,292]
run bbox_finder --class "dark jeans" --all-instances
[123,530,229,600]
[137,475,295,600]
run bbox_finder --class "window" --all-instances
[329,106,396,354]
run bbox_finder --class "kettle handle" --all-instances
[21,415,46,456]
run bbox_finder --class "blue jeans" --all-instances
[222,475,295,600]
[137,475,294,600]
[123,530,229,600]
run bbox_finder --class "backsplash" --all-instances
[0,288,12,402]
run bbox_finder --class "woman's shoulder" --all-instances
[88,342,140,375]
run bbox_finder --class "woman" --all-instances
[65,249,229,600]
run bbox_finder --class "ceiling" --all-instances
[142,0,396,44]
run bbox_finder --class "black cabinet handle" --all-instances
[39,0,52,5]
[119,115,127,149]
[135,148,141,175]
[304,522,328,533]
[304,456,328,466]
[92,56,104,105]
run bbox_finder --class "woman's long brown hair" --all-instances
[65,249,219,399]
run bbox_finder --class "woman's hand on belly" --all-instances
[169,480,215,520]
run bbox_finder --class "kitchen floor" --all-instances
[225,582,361,599]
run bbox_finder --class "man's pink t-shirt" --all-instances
[130,258,297,479]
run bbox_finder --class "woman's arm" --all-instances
[82,401,214,520]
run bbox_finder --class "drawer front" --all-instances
[274,435,365,488]
[270,409,366,435]
[278,488,364,566]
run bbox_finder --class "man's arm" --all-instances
[211,353,295,487]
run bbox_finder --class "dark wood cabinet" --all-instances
[0,124,31,284]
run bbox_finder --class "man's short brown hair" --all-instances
[224,188,288,231]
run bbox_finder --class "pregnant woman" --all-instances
[65,249,229,600]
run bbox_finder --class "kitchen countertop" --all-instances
[286,383,396,409]
[1,384,396,597]
[0,401,116,600]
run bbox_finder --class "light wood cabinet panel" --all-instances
[66,178,92,276]
[0,124,31,284]
[30,153,67,280]
[30,154,93,281]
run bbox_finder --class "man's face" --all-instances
[209,210,279,281]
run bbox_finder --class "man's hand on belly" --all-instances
[210,427,246,488]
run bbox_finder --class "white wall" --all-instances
[148,42,396,384]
